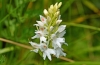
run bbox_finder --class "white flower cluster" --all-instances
[29,2,68,61]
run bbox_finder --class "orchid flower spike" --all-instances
[29,2,68,61]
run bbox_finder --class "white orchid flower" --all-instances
[36,21,44,27]
[29,41,40,53]
[58,30,66,38]
[32,30,47,42]
[40,43,55,61]
[57,25,66,33]
[43,48,55,61]
[34,15,47,28]
[52,37,65,48]
[55,47,66,58]
[40,15,47,24]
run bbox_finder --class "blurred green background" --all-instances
[0,0,100,65]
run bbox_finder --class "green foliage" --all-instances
[0,0,100,65]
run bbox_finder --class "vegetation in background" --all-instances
[0,0,100,65]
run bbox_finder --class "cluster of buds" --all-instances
[29,2,68,61]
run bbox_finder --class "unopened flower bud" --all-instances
[48,8,53,14]
[54,2,58,10]
[58,2,62,8]
[47,16,51,22]
[54,11,60,17]
[50,5,53,10]
[56,20,62,24]
[44,9,48,16]
[56,11,60,15]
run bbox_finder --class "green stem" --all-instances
[44,60,47,65]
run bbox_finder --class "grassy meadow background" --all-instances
[0,0,100,65]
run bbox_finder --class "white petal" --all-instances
[40,15,46,23]
[56,41,61,48]
[34,24,39,26]
[54,38,65,48]
[52,43,58,49]
[29,41,40,48]
[55,47,66,58]
[63,53,66,56]
[56,49,60,58]
[51,34,56,39]
[36,21,44,27]
[31,35,39,39]
[52,38,62,48]
[31,49,39,53]
[43,48,55,61]
[35,30,43,36]
[43,29,48,35]
[58,30,66,37]
[47,49,55,55]
[57,38,65,43]
[64,43,68,46]
[59,48,66,56]
[43,52,46,60]
[35,30,42,34]
[44,50,52,61]
[40,36,46,42]
[57,25,66,32]
[39,43,47,51]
